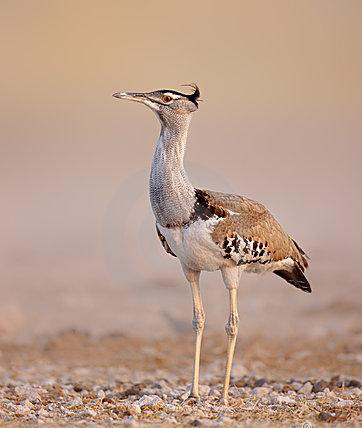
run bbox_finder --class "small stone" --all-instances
[180,391,189,400]
[15,404,30,416]
[347,387,362,395]
[347,379,361,388]
[128,403,141,415]
[298,382,313,394]
[254,378,267,387]
[21,399,34,409]
[15,385,41,403]
[164,404,178,412]
[325,388,336,397]
[336,398,353,407]
[291,382,303,391]
[312,380,329,393]
[97,390,106,400]
[209,388,221,397]
[252,387,270,396]
[137,394,163,408]
[198,385,210,396]
[38,408,49,418]
[315,392,325,398]
[228,386,240,397]
[73,384,83,393]
[69,396,83,407]
[318,411,337,422]
[85,408,97,417]
[269,395,296,405]
[273,383,283,392]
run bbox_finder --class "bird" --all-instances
[113,84,311,405]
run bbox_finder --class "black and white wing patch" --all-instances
[221,233,272,266]
[156,224,177,257]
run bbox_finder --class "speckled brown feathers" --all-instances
[201,189,309,270]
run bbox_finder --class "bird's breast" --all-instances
[157,217,227,272]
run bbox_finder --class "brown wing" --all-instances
[156,224,177,257]
[200,189,309,270]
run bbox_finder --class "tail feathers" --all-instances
[274,264,312,293]
[292,238,309,269]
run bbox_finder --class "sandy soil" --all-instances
[0,331,361,427]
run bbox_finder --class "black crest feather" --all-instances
[160,84,201,107]
[180,83,201,106]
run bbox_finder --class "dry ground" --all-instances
[0,331,361,427]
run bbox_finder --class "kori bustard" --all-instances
[113,85,311,404]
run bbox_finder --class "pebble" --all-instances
[254,378,266,387]
[0,363,361,426]
[298,382,313,394]
[180,391,189,400]
[209,388,221,397]
[228,386,240,397]
[269,395,296,405]
[15,385,42,403]
[38,408,49,417]
[290,382,303,391]
[97,389,106,400]
[128,403,142,415]
[83,408,97,417]
[164,404,178,412]
[312,380,329,393]
[252,387,270,396]
[137,394,163,408]
[15,405,30,416]
[318,411,336,422]
[347,379,361,388]
[347,387,362,395]
[272,383,283,391]
[199,385,211,396]
[335,398,353,407]
[69,396,83,406]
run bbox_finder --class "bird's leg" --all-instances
[190,280,205,398]
[182,265,204,399]
[221,268,240,405]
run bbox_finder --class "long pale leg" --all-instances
[221,268,240,405]
[182,265,204,398]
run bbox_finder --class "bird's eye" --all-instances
[162,95,173,103]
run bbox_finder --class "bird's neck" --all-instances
[149,116,196,227]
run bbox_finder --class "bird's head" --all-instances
[113,84,200,124]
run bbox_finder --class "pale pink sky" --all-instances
[0,1,361,339]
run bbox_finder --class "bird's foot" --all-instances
[220,396,229,406]
[181,393,200,406]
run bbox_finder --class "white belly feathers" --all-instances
[157,217,226,272]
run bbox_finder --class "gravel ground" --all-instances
[0,331,361,427]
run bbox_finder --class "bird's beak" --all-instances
[113,91,160,111]
[112,92,146,102]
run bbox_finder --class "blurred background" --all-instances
[1,0,361,342]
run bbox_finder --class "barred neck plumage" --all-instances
[149,115,196,227]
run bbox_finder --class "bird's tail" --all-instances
[274,264,312,293]
[292,238,310,269]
